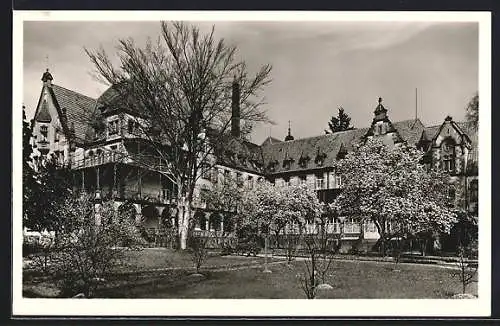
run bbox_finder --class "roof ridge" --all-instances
[52,83,97,101]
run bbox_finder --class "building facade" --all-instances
[28,70,478,249]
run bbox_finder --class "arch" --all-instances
[209,212,223,231]
[141,205,160,229]
[161,206,176,228]
[194,210,207,230]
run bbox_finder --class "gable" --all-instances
[32,86,65,140]
[432,118,472,149]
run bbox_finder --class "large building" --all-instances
[28,69,478,250]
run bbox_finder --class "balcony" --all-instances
[90,188,177,205]
[37,140,50,153]
[72,151,123,169]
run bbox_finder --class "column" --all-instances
[81,169,85,194]
[133,203,142,224]
[220,215,224,233]
[113,163,117,198]
[205,213,210,232]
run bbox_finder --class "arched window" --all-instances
[441,139,456,173]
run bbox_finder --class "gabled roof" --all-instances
[261,119,428,175]
[261,127,369,174]
[421,125,441,142]
[455,121,478,162]
[213,134,264,174]
[35,99,52,123]
[49,84,97,144]
[391,119,426,147]
[261,136,283,147]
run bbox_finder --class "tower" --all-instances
[284,120,294,141]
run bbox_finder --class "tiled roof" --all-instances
[213,134,264,174]
[97,82,143,116]
[260,119,427,175]
[49,84,97,144]
[455,121,478,162]
[391,119,426,146]
[35,99,52,123]
[261,127,369,174]
[421,124,441,141]
[261,136,283,147]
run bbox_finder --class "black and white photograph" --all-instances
[13,11,491,317]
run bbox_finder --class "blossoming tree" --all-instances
[332,138,458,256]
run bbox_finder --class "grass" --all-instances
[112,248,282,273]
[23,248,478,299]
[95,258,477,299]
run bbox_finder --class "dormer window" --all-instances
[108,119,119,136]
[238,153,247,165]
[283,154,294,170]
[128,119,140,135]
[315,150,327,166]
[268,160,278,172]
[236,172,244,186]
[298,155,310,168]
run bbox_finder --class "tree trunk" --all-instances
[177,192,194,250]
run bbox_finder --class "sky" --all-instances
[23,20,478,145]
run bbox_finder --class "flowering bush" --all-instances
[333,138,458,256]
[54,195,146,297]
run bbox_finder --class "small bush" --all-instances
[53,196,146,297]
[220,242,234,256]
[188,236,209,273]
[235,225,263,256]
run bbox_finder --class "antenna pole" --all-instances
[415,88,418,120]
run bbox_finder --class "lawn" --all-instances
[95,258,477,299]
[23,249,477,299]
[111,248,282,273]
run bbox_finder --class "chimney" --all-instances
[231,78,240,138]
[41,68,53,87]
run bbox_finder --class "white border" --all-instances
[12,11,492,317]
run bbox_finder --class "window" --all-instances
[40,125,48,138]
[335,175,342,188]
[224,169,231,184]
[236,172,243,186]
[128,119,141,135]
[54,131,59,142]
[108,119,119,135]
[315,173,324,190]
[344,218,361,233]
[441,139,456,173]
[363,221,377,233]
[283,176,290,187]
[299,175,307,185]
[247,176,254,189]
[299,155,310,168]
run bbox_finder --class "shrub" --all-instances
[53,196,146,297]
[220,242,234,256]
[188,236,210,274]
[453,245,478,295]
[235,225,263,256]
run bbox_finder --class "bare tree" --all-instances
[85,22,272,249]
[465,92,479,131]
[453,245,478,295]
